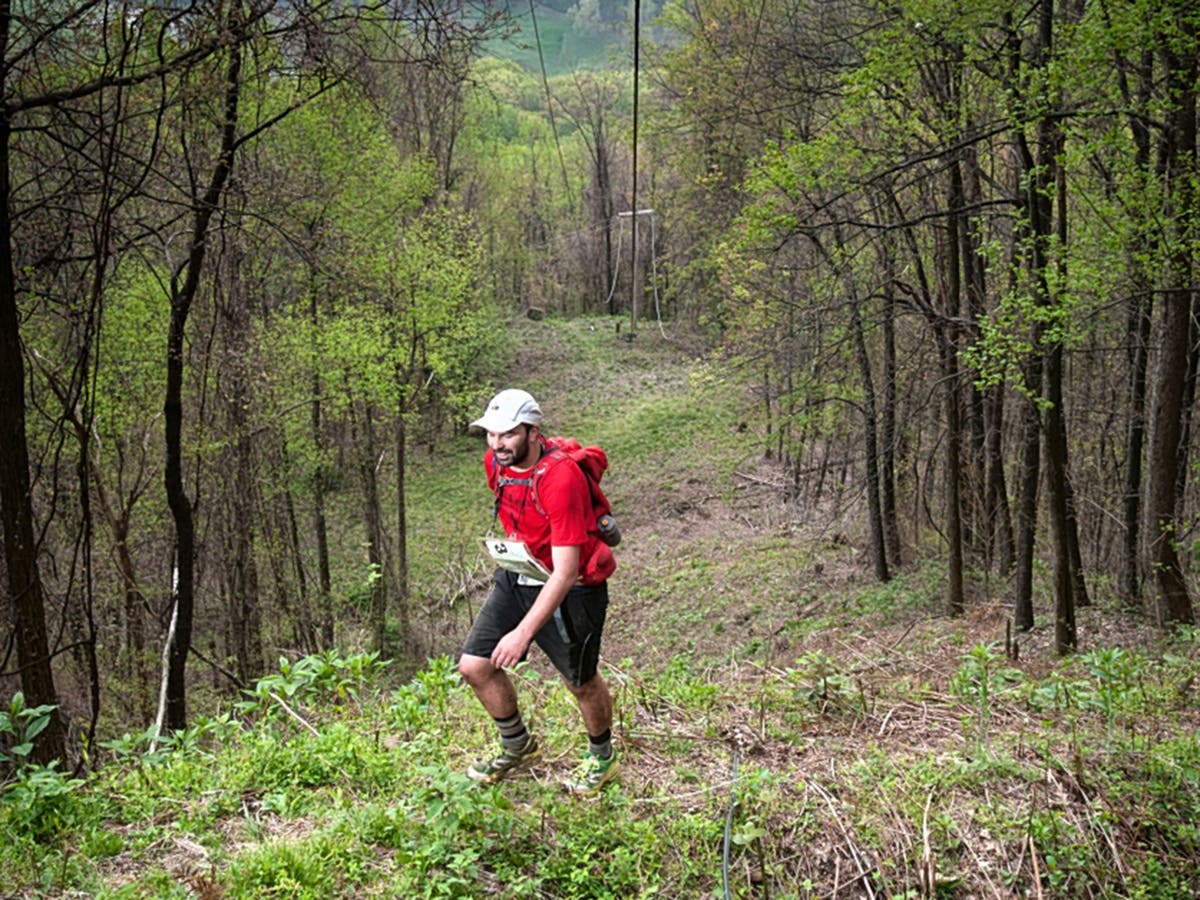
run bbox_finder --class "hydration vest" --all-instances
[487,437,620,547]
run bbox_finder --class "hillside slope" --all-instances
[7,317,1199,899]
[412,317,1200,897]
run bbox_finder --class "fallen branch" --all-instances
[268,691,320,737]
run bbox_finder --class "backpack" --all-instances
[487,436,621,546]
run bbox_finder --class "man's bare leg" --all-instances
[459,653,518,719]
[565,673,613,736]
[459,654,540,781]
[563,673,618,792]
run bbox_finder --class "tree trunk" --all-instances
[1121,284,1153,607]
[1149,23,1197,628]
[881,274,902,568]
[940,329,966,617]
[222,250,264,684]
[849,291,890,582]
[1013,351,1042,632]
[308,266,335,648]
[229,419,263,682]
[944,161,966,616]
[984,386,1014,574]
[1150,290,1195,625]
[279,478,318,653]
[1040,56,1080,652]
[356,404,388,652]
[1044,340,1077,653]
[0,113,66,764]
[1055,139,1091,616]
[393,410,414,667]
[1174,305,1198,505]
[1011,5,1059,635]
[1114,46,1156,609]
[961,146,993,568]
[165,14,243,732]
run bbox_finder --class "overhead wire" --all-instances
[527,0,575,213]
[523,0,668,334]
[629,0,641,333]
[624,0,671,340]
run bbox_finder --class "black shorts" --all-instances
[462,569,609,686]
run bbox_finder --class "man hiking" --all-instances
[459,388,619,794]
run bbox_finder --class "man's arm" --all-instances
[490,543,581,669]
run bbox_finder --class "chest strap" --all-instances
[492,447,552,522]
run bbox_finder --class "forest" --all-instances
[2,0,1200,896]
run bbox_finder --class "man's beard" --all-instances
[494,430,536,469]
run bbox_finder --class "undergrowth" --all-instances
[2,624,1198,897]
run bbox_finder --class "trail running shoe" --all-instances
[466,736,540,784]
[564,749,619,795]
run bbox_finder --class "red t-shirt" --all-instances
[485,447,616,585]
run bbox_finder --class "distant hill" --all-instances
[486,1,631,76]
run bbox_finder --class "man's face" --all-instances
[487,425,538,469]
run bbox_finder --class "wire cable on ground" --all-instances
[722,746,741,900]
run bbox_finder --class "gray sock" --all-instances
[495,712,530,752]
[588,728,613,760]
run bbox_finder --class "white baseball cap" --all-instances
[471,389,543,432]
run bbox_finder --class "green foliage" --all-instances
[655,653,721,711]
[1,760,87,843]
[0,695,85,844]
[482,5,624,77]
[345,562,384,612]
[788,650,853,711]
[951,643,1024,745]
[364,767,510,898]
[239,650,390,714]
[950,643,1024,707]
[1024,644,1189,719]
[0,691,58,768]
[6,598,1200,898]
[529,796,669,899]
[388,654,463,737]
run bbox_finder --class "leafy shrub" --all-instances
[0,691,59,770]
[531,797,669,899]
[950,643,1023,743]
[788,650,853,710]
[360,766,511,899]
[239,650,390,717]
[0,694,86,844]
[2,761,87,841]
[389,654,463,737]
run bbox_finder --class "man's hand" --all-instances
[491,628,531,669]
[490,545,580,670]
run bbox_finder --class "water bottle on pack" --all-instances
[596,514,622,547]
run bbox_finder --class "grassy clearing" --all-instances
[4,318,1200,897]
